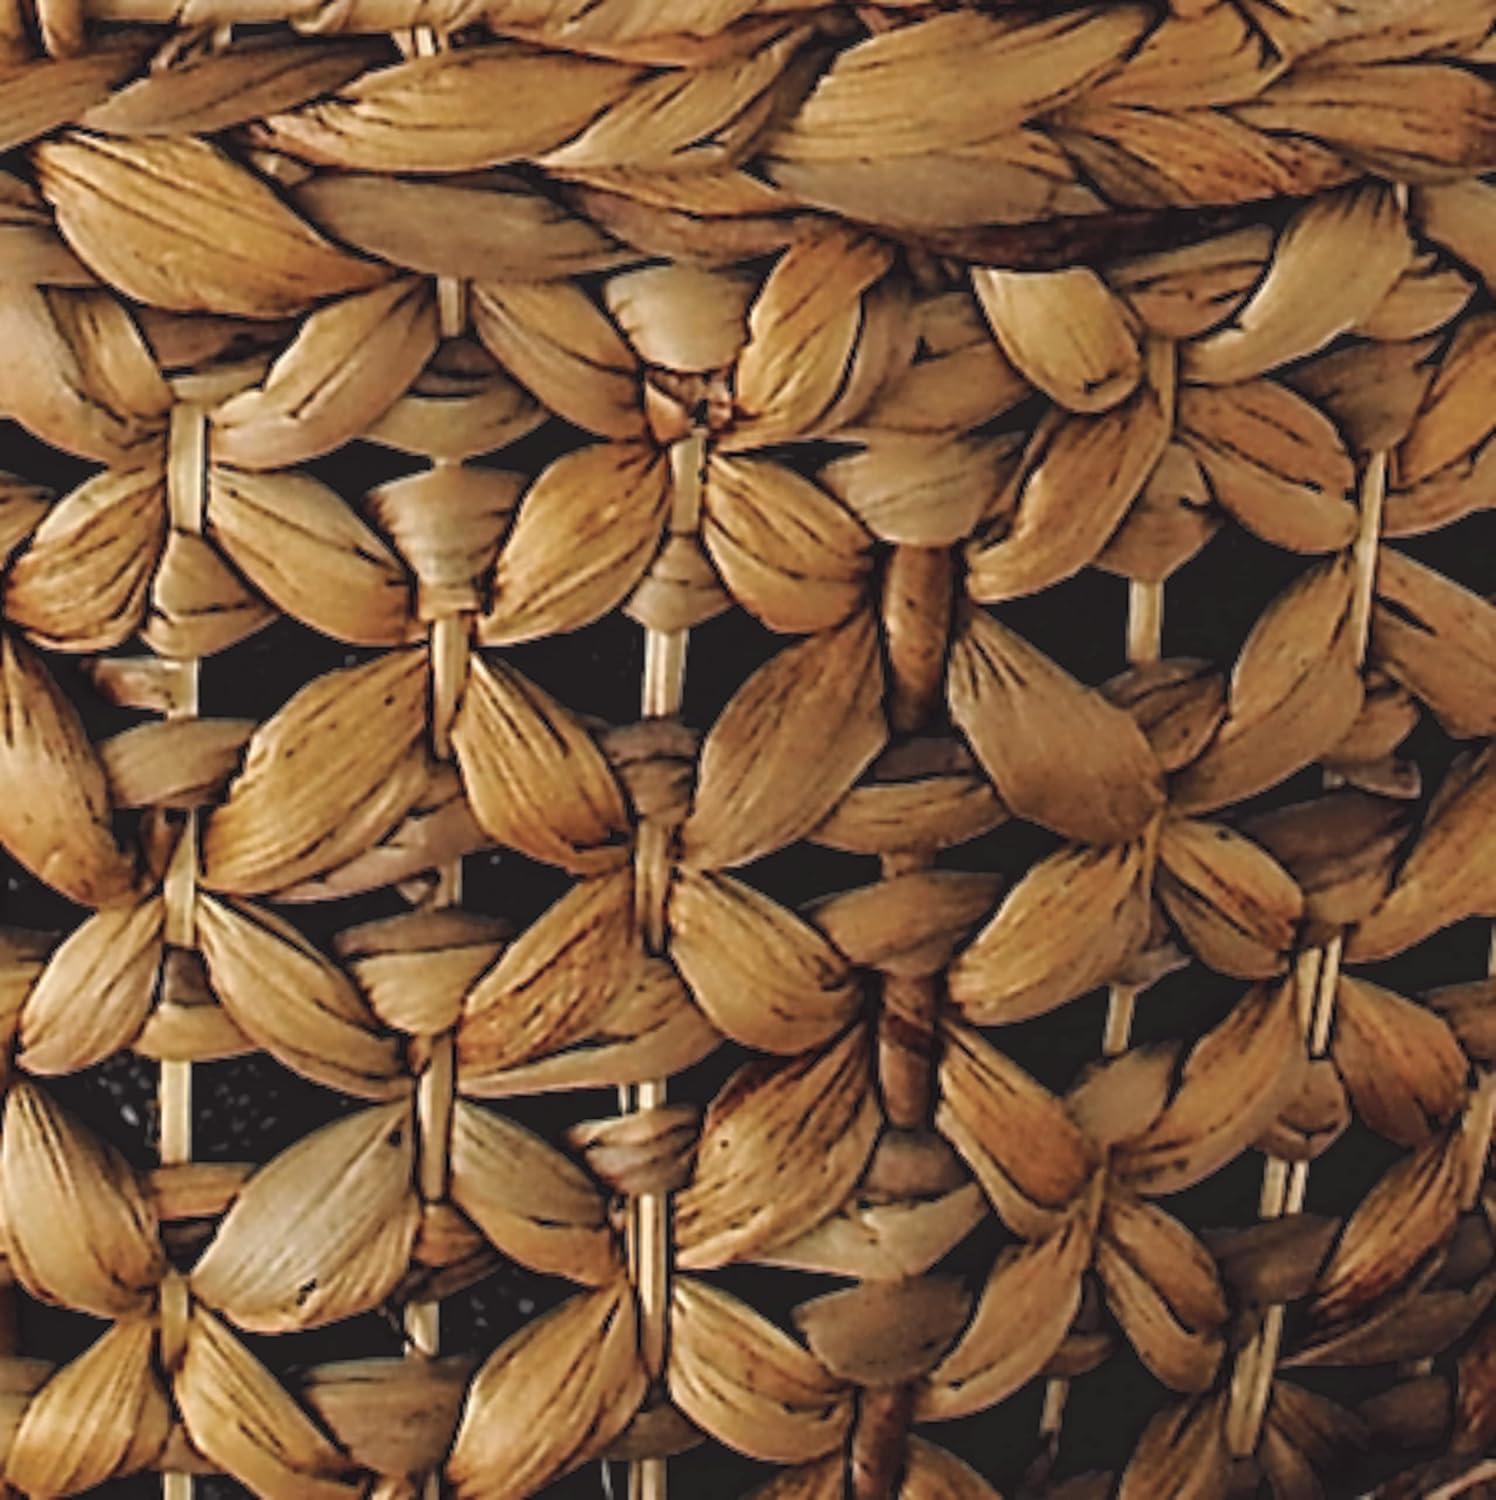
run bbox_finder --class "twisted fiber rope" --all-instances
[0,2,1495,1497]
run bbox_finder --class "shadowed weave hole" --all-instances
[15,1291,105,1369]
[190,1052,365,1164]
[914,1378,1049,1493]
[739,842,882,913]
[45,1052,160,1170]
[680,607,782,729]
[1162,525,1310,666]
[197,615,383,722]
[933,817,1066,879]
[468,412,594,480]
[1050,1344,1171,1481]
[985,987,1112,1095]
[441,1262,574,1362]
[658,1441,776,1498]
[462,845,575,934]
[1355,917,1492,998]
[78,1476,165,1498]
[301,438,426,498]
[499,612,644,727]
[995,568,1131,688]
[0,842,80,931]
[1112,958,1243,1050]
[1388,508,1496,602]
[0,418,96,494]
[189,1479,254,1499]
[1159,1145,1274,1235]
[238,1307,404,1380]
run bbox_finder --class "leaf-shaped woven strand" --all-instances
[1370,545,1496,738]
[1182,181,1412,384]
[458,870,635,1079]
[935,1020,1097,1238]
[1333,976,1467,1146]
[196,896,406,1099]
[1156,817,1304,978]
[916,1206,1093,1421]
[292,170,626,282]
[5,1319,170,1495]
[966,338,1173,599]
[971,263,1142,413]
[176,1306,359,1500]
[451,653,630,874]
[1349,745,1496,961]
[471,280,645,439]
[448,1100,619,1284]
[603,261,755,372]
[702,454,872,633]
[1231,61,1496,179]
[540,28,802,173]
[79,39,388,136]
[145,530,275,660]
[192,1101,418,1332]
[947,840,1150,1024]
[209,279,438,470]
[257,44,642,172]
[480,442,669,644]
[726,230,894,450]
[1311,1126,1467,1326]
[682,611,886,869]
[465,959,717,1097]
[0,1081,163,1318]
[676,1027,879,1269]
[669,1277,851,1462]
[207,467,416,647]
[456,868,716,1095]
[763,1184,986,1286]
[1394,311,1496,490]
[765,7,1151,162]
[0,630,137,906]
[1114,980,1305,1194]
[4,465,167,652]
[18,890,162,1075]
[670,868,862,1053]
[0,38,150,156]
[1097,1190,1228,1392]
[1176,379,1359,554]
[1118,1394,1231,1500]
[947,605,1165,844]
[0,285,170,464]
[448,1283,646,1500]
[903,1439,1004,1500]
[201,649,430,895]
[33,133,387,317]
[1171,552,1362,814]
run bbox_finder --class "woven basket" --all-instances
[1,2,1495,1497]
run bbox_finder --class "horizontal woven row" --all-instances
[0,3,1494,1500]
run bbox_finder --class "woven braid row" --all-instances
[0,3,1493,1498]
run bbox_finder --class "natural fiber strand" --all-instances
[0,3,1493,1498]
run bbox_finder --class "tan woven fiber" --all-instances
[1,2,1496,1497]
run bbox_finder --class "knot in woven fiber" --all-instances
[604,718,700,828]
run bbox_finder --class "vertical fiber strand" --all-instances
[1227,451,1387,1456]
[1040,576,1163,1467]
[624,429,703,1500]
[160,401,206,1500]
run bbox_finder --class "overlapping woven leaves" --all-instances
[0,2,1493,1497]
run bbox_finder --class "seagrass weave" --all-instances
[2,2,1496,1497]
